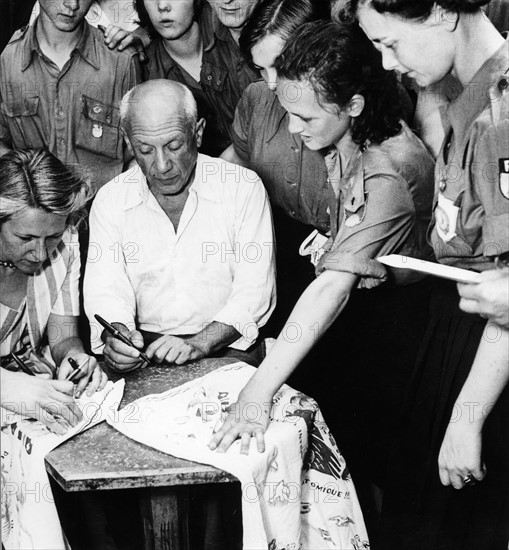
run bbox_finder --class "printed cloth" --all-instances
[108,362,369,549]
[1,380,125,550]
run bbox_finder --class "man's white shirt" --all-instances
[84,154,276,352]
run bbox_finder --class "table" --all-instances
[45,358,240,550]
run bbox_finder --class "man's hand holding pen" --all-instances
[102,322,148,372]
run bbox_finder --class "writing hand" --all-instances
[1,369,82,435]
[103,323,145,372]
[58,353,108,398]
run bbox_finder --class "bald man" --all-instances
[84,80,276,370]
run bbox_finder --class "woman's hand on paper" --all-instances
[458,268,509,329]
[208,387,272,454]
[1,368,82,435]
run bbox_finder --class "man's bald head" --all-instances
[120,80,198,136]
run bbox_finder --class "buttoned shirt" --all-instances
[0,230,80,374]
[143,3,258,157]
[232,81,330,232]
[84,154,276,352]
[317,122,436,289]
[431,38,509,271]
[0,21,141,190]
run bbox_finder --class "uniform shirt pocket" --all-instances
[75,96,121,159]
[0,97,46,149]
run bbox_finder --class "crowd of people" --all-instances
[0,0,508,549]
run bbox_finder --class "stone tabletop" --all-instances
[45,358,240,492]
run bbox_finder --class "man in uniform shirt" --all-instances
[138,0,258,156]
[84,80,276,370]
[0,0,141,189]
[206,0,259,44]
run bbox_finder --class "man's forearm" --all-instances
[186,322,241,355]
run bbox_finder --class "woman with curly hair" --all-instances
[0,149,107,435]
[344,0,509,548]
[210,21,435,500]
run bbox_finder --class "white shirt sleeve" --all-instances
[212,173,277,349]
[84,188,138,353]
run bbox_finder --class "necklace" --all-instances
[0,260,16,269]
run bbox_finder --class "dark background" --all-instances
[1,0,35,52]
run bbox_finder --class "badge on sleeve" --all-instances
[499,159,509,199]
[435,193,459,243]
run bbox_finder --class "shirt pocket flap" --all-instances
[201,62,228,92]
[81,95,119,127]
[1,97,39,117]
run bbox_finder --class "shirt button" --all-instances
[207,75,212,81]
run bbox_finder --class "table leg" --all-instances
[140,486,190,550]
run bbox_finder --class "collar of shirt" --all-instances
[444,37,509,146]
[199,3,220,53]
[203,4,233,47]
[152,38,181,76]
[263,92,292,144]
[122,155,223,211]
[21,20,100,72]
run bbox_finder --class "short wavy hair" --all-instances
[275,21,403,146]
[239,0,330,65]
[0,149,92,227]
[342,0,490,21]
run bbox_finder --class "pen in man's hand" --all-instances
[10,353,35,376]
[94,314,152,365]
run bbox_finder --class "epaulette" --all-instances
[7,25,29,46]
[488,69,509,122]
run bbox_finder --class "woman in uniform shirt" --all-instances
[0,149,107,434]
[347,0,509,548]
[221,0,332,336]
[210,21,436,495]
